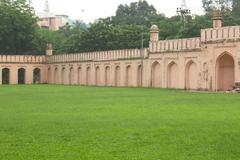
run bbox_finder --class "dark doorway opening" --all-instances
[18,68,26,84]
[2,68,10,84]
[33,68,41,84]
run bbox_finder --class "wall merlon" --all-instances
[149,37,201,53]
[44,49,147,64]
[0,55,46,63]
[201,26,240,43]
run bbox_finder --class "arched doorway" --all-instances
[69,67,74,85]
[167,62,179,88]
[47,68,51,83]
[105,66,110,86]
[78,67,82,85]
[61,67,66,84]
[185,61,198,90]
[217,53,235,91]
[54,68,58,84]
[115,66,121,86]
[33,68,41,84]
[2,68,10,84]
[151,62,161,87]
[137,65,143,87]
[95,66,100,86]
[86,67,91,85]
[126,65,132,86]
[18,68,26,84]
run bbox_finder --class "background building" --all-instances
[37,0,69,31]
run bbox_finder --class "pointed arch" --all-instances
[33,68,41,84]
[95,66,100,86]
[61,67,66,84]
[151,61,161,87]
[69,67,74,85]
[47,67,51,83]
[2,68,10,84]
[78,67,82,85]
[54,67,58,84]
[216,52,235,91]
[18,68,26,84]
[115,66,121,86]
[185,60,198,90]
[137,65,143,87]
[167,62,179,88]
[126,65,132,86]
[86,66,91,85]
[105,66,110,86]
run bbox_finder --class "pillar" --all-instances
[213,10,222,28]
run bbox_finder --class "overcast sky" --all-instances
[31,0,204,23]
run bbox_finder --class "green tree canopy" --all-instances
[0,0,42,54]
[1,0,240,55]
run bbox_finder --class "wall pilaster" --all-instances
[26,66,33,84]
[0,67,2,85]
[10,67,17,85]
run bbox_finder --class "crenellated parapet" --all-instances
[149,37,201,53]
[46,48,148,64]
[0,55,46,64]
[149,25,240,53]
[201,26,240,43]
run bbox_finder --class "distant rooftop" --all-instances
[37,11,55,19]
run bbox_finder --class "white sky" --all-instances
[31,0,204,23]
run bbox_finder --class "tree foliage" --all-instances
[0,0,41,54]
[1,0,240,55]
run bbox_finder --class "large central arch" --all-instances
[217,53,235,91]
[167,62,179,88]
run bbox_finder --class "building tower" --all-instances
[177,0,191,27]
[213,10,222,28]
[44,0,49,13]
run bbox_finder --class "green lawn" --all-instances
[0,85,240,160]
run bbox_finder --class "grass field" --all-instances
[0,85,240,160]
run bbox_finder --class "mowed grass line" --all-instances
[0,85,240,160]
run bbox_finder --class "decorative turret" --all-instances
[46,43,53,56]
[150,25,159,42]
[213,10,222,28]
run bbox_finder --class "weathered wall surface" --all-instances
[46,49,148,87]
[0,55,47,84]
[1,23,240,91]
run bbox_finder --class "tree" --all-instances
[112,0,165,26]
[0,0,41,54]
[232,0,240,22]
[2,0,240,55]
[37,29,66,54]
[202,0,232,12]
